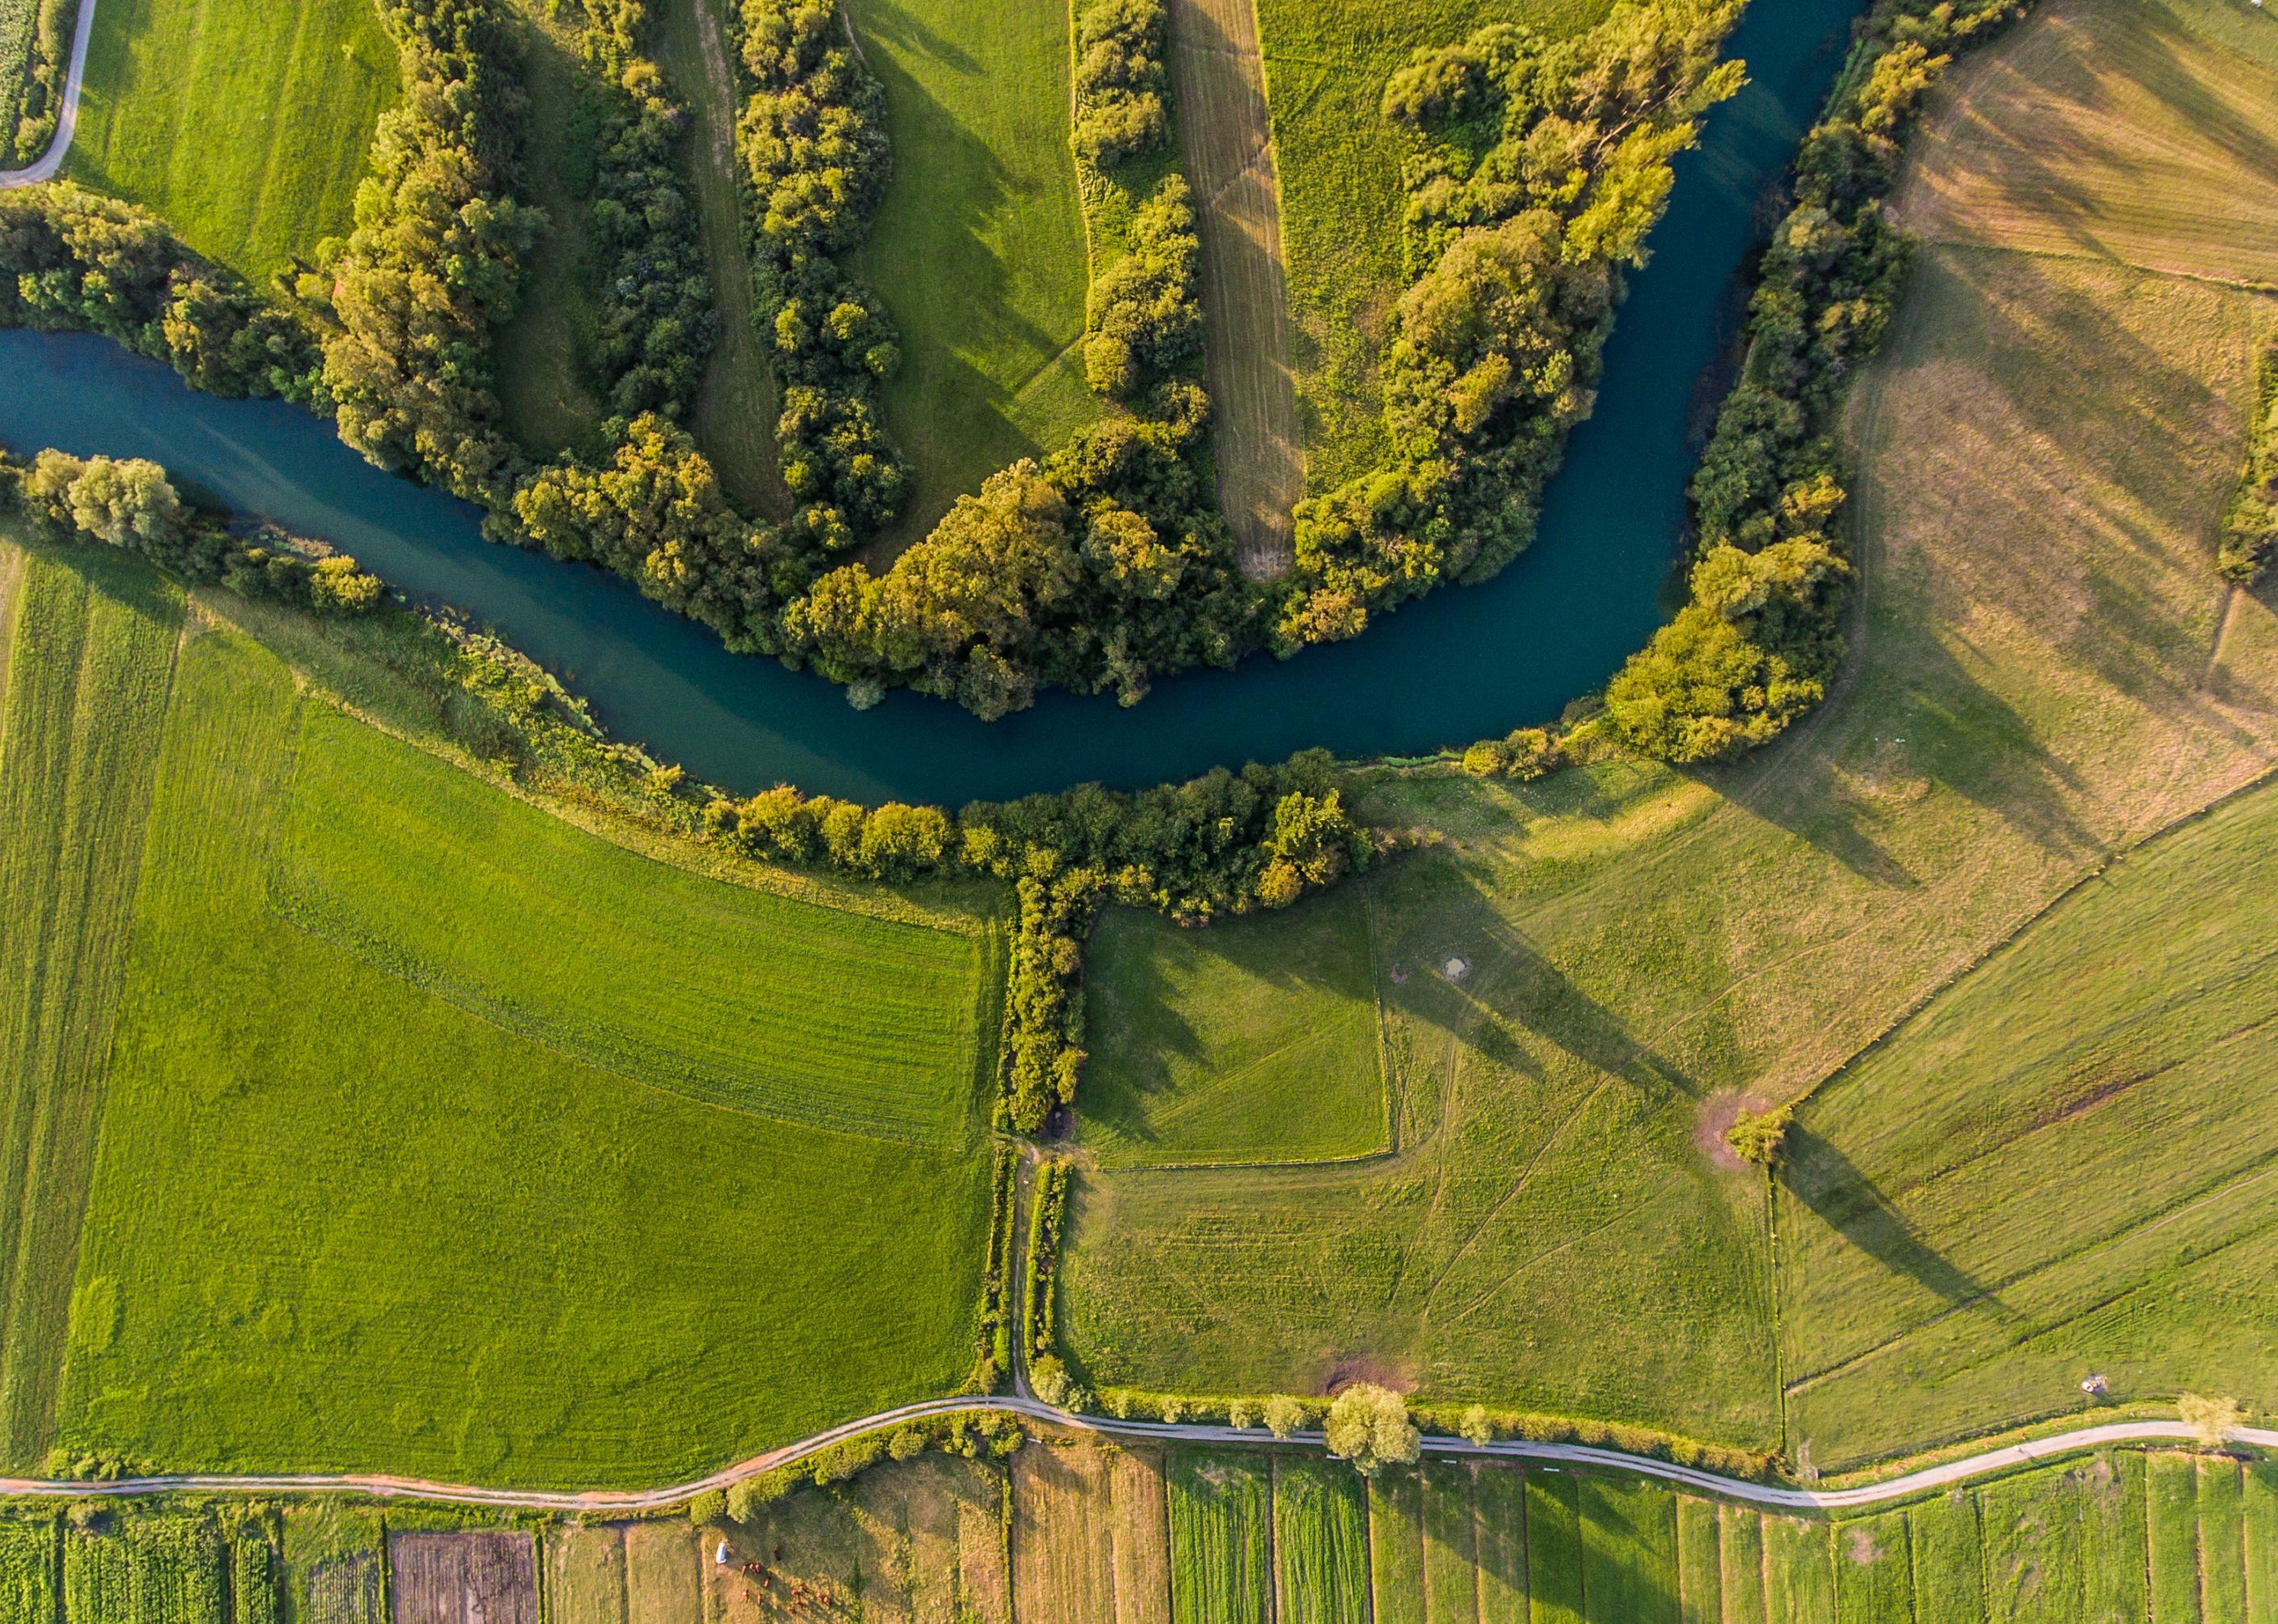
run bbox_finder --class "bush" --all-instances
[1724,1103,1793,1167]
[685,1488,725,1526]
[1072,0,1169,169]
[1323,1384,1420,1475]
[1264,1394,1308,1438]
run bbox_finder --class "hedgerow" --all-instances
[1022,1159,1071,1366]
[716,1410,1024,1514]
[2220,329,2278,585]
[7,0,77,165]
[1071,0,1169,169]
[972,1145,1020,1392]
[1601,0,2029,761]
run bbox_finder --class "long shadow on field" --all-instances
[1781,1124,2002,1313]
[851,0,981,75]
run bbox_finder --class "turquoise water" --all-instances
[0,0,1860,804]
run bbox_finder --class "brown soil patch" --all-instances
[388,1532,539,1624]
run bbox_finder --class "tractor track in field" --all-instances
[5,1410,2270,1515]
[0,0,96,186]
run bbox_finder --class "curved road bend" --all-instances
[0,1404,2268,1514]
[0,0,97,187]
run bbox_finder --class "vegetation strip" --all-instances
[0,0,88,183]
[0,1414,2267,1515]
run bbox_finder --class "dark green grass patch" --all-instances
[1526,1471,1584,1624]
[51,622,994,1487]
[845,0,1097,556]
[1424,1461,1480,1624]
[1080,885,1385,1165]
[1370,1466,1426,1624]
[1167,1450,1271,1624]
[0,544,178,1471]
[1476,1465,1529,1624]
[1908,1490,1986,1624]
[1762,1518,1831,1624]
[272,708,993,1140]
[1675,1498,1718,1624]
[65,0,398,284]
[1579,1476,1676,1624]
[2247,1463,2278,1624]
[2206,1460,2249,1624]
[1251,0,1606,488]
[1272,1455,1370,1624]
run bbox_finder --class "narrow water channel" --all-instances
[0,0,1862,805]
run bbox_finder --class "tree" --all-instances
[1263,1395,1307,1439]
[1725,1104,1793,1168]
[1459,1405,1494,1447]
[2180,1393,2241,1447]
[1323,1384,1420,1475]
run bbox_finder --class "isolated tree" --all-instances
[1323,1384,1421,1475]
[1460,1406,1494,1447]
[2180,1393,2242,1447]
[1029,1355,1072,1409]
[1725,1104,1794,1168]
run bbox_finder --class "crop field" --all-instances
[1061,0,2278,1451]
[1168,1450,1272,1624]
[1014,1439,1119,1624]
[1168,0,1302,577]
[390,1532,537,1624]
[1250,0,1605,489]
[20,590,995,1487]
[0,1517,55,1624]
[64,1512,225,1624]
[271,707,994,1140]
[1272,1455,1369,1624]
[623,1521,700,1624]
[844,0,1096,557]
[64,0,398,284]
[653,0,785,515]
[280,1504,383,1624]
[0,542,178,1472]
[0,0,36,150]
[493,3,608,461]
[1079,886,1386,1167]
[1370,1466,1425,1624]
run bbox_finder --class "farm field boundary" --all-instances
[1167,0,1301,578]
[0,1405,2268,1515]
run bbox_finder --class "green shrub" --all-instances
[1072,0,1169,169]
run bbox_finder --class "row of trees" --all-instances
[3,449,383,614]
[1601,0,2027,761]
[1271,0,1748,655]
[0,186,324,402]
[1082,176,1203,400]
[2222,332,2278,586]
[1072,0,1169,169]
[8,0,77,164]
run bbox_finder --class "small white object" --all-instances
[715,1540,730,1566]
[2080,1374,2109,1396]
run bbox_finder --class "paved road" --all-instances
[0,1401,2268,1513]
[0,0,97,187]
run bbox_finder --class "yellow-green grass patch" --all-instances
[1077,884,1385,1166]
[1014,1439,1119,1624]
[847,0,1097,558]
[1369,1465,1426,1624]
[271,705,994,1140]
[1167,1449,1271,1624]
[623,1521,700,1624]
[1272,1453,1370,1624]
[547,1524,627,1624]
[1252,0,1606,490]
[65,0,398,286]
[51,615,994,1487]
[1895,0,2278,289]
[0,541,179,1471]
[282,1502,386,1624]
[1578,1475,1677,1624]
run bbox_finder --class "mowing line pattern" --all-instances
[1168,0,1302,579]
[0,548,178,1470]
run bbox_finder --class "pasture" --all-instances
[845,0,1096,557]
[64,0,398,284]
[1061,0,2278,1454]
[0,547,1002,1488]
[1250,0,1606,490]
[0,543,178,1472]
[1079,886,1386,1167]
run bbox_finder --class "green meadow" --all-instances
[64,0,398,284]
[844,0,1097,557]
[0,530,1002,1488]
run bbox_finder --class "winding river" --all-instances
[0,0,1861,805]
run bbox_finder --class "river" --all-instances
[0,0,1861,805]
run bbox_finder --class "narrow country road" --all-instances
[0,1404,2268,1514]
[0,0,97,187]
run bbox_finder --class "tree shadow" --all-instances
[1780,1124,2002,1314]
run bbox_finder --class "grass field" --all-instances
[1061,0,2278,1455]
[493,3,609,460]
[63,0,398,285]
[1079,886,1386,1166]
[0,538,1004,1488]
[1168,1450,1271,1624]
[0,545,178,1472]
[1251,0,1606,490]
[653,0,786,515]
[1273,1455,1370,1624]
[845,0,1097,557]
[1370,1466,1425,1624]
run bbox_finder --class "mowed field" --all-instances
[1061,0,2278,1453]
[64,0,398,284]
[1080,886,1386,1167]
[845,0,1097,557]
[1250,0,1606,490]
[0,533,1003,1488]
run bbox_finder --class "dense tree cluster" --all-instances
[731,0,906,533]
[1082,177,1203,399]
[321,0,538,507]
[0,186,324,401]
[1272,1,1745,655]
[568,0,721,420]
[9,0,77,164]
[1603,0,2025,761]
[3,449,383,614]
[2221,333,2278,586]
[1071,0,1169,169]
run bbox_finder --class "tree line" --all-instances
[1072,0,1168,169]
[1598,0,2029,761]
[2222,330,2278,586]
[6,0,78,165]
